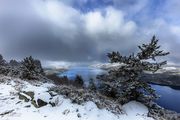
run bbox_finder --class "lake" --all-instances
[59,67,105,85]
[59,67,180,113]
[152,84,180,112]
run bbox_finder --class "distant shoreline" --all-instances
[149,82,180,90]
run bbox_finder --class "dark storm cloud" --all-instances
[0,0,138,62]
[0,0,180,64]
[0,14,99,61]
[0,0,100,61]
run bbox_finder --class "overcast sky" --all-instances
[0,0,180,64]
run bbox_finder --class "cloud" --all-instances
[141,18,180,64]
[0,0,138,62]
[0,0,180,64]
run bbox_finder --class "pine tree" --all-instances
[0,54,7,66]
[74,75,84,88]
[9,59,20,66]
[88,78,96,91]
[98,36,169,104]
[21,56,44,79]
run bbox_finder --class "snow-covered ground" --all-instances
[0,76,154,120]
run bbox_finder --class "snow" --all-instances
[121,101,151,120]
[19,92,32,100]
[90,63,123,69]
[0,76,154,120]
[163,66,177,71]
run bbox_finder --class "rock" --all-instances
[49,102,56,107]
[18,91,49,108]
[63,109,70,115]
[16,101,21,104]
[31,100,39,108]
[24,105,31,108]
[0,110,14,116]
[10,97,15,100]
[31,99,48,108]
[23,91,34,100]
[48,91,58,97]
[18,92,31,102]
[18,91,35,102]
[37,99,48,107]
[77,113,81,118]
[50,96,62,106]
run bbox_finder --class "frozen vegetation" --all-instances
[0,76,154,120]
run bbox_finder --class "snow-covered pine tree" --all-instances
[98,36,169,104]
[21,56,44,79]
[9,59,20,66]
[88,78,96,91]
[0,54,7,66]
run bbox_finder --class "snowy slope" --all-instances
[0,76,154,120]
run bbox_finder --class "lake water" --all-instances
[152,84,180,112]
[59,67,105,85]
[59,67,180,113]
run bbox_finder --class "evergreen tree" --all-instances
[98,36,169,104]
[22,56,44,74]
[74,75,84,88]
[0,54,7,66]
[9,59,20,66]
[88,78,96,91]
[21,56,44,79]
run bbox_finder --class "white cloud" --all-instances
[84,7,136,36]
[170,26,180,38]
[83,7,137,51]
[31,0,81,42]
[32,0,138,53]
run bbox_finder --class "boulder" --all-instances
[31,99,48,108]
[18,92,33,102]
[18,91,48,108]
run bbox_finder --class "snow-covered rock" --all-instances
[0,76,154,120]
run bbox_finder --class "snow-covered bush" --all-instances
[50,85,123,114]
[22,56,44,74]
[18,56,45,80]
[0,55,45,80]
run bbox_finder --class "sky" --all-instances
[0,0,180,65]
